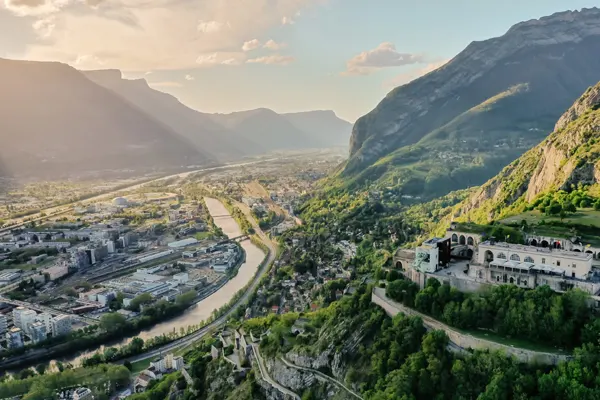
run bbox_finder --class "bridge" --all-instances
[216,235,249,245]
[0,297,97,325]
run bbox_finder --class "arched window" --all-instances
[467,237,474,246]
[484,250,494,262]
[459,235,466,245]
[524,256,534,263]
[451,234,458,243]
[510,254,521,261]
[396,261,404,270]
[496,252,507,260]
[530,239,538,247]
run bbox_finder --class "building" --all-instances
[478,241,594,279]
[72,387,94,400]
[410,238,451,273]
[6,327,23,349]
[97,291,116,307]
[30,321,47,344]
[51,315,72,337]
[45,265,69,281]
[13,308,37,334]
[168,238,199,249]
[150,353,184,373]
[37,313,53,335]
[0,314,7,335]
[173,272,189,284]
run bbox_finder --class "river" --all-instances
[61,197,265,365]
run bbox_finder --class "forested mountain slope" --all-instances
[335,8,600,200]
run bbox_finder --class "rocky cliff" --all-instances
[457,81,600,221]
[341,8,600,199]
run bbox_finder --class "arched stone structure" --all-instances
[484,250,494,262]
[396,261,404,270]
[459,235,466,245]
[451,234,458,243]
[541,240,549,248]
[530,239,538,247]
[510,254,521,261]
[467,236,474,246]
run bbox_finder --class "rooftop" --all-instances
[481,241,593,260]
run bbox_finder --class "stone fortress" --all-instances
[394,223,600,301]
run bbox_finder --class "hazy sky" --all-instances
[1,0,597,122]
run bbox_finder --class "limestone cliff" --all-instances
[457,81,600,222]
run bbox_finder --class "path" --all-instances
[279,357,363,399]
[251,344,301,400]
[371,287,571,365]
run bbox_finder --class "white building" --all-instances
[167,238,199,249]
[478,241,594,279]
[97,291,116,307]
[13,308,37,334]
[51,315,72,337]
[6,327,23,349]
[72,387,94,400]
[30,321,47,344]
[173,272,189,284]
[37,313,53,335]
[150,353,184,373]
[0,314,7,335]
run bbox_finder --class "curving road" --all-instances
[279,357,363,400]
[252,344,301,400]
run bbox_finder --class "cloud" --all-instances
[184,74,194,81]
[242,39,261,52]
[197,20,225,33]
[384,59,449,88]
[246,55,294,65]
[196,52,246,67]
[281,16,294,25]
[32,15,56,38]
[11,0,322,70]
[264,39,286,50]
[3,0,69,16]
[343,42,424,76]
[149,81,183,88]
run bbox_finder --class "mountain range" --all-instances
[0,61,351,179]
[336,7,600,201]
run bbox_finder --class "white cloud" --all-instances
[74,54,106,69]
[281,16,294,25]
[32,15,56,38]
[384,59,449,88]
[343,42,424,76]
[10,0,321,70]
[184,74,194,81]
[196,52,246,67]
[264,39,286,50]
[246,54,294,65]
[242,39,261,52]
[197,20,225,33]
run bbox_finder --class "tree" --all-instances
[35,364,47,375]
[124,360,133,371]
[176,290,197,306]
[19,369,35,379]
[100,312,127,332]
[128,293,153,311]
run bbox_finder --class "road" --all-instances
[279,357,363,400]
[123,226,277,364]
[0,157,281,233]
[252,344,301,400]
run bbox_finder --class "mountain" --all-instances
[210,108,328,153]
[339,8,600,200]
[282,110,352,148]
[0,58,206,178]
[455,81,600,222]
[83,70,257,161]
[85,72,351,157]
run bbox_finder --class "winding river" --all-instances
[62,197,265,365]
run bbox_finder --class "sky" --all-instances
[1,0,598,122]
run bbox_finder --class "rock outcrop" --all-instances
[456,81,600,221]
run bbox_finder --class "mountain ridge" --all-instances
[339,7,600,200]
